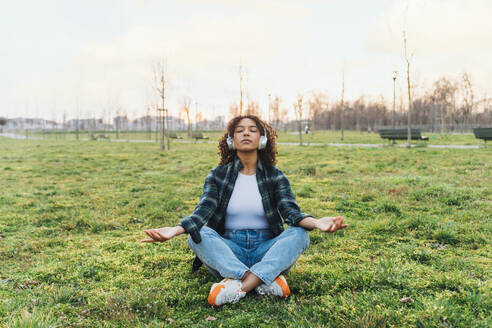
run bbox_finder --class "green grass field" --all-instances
[0,136,490,327]
[23,129,480,146]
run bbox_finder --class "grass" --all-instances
[19,129,481,146]
[0,136,491,327]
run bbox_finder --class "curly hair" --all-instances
[218,115,278,167]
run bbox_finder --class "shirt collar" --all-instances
[233,155,264,173]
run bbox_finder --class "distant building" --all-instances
[4,117,58,130]
[66,118,107,130]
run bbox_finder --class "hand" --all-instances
[140,227,180,243]
[315,216,348,233]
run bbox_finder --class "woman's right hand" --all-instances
[140,226,184,243]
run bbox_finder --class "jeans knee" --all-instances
[188,226,217,247]
[199,226,217,237]
[289,227,310,249]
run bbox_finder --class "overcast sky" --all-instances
[1,0,491,122]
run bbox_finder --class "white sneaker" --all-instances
[208,279,247,306]
[255,275,291,298]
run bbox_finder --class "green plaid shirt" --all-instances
[178,155,312,272]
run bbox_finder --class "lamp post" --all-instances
[392,70,398,129]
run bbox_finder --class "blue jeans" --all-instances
[187,226,310,285]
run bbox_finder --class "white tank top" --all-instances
[225,172,269,230]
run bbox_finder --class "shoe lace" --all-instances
[225,290,243,304]
[256,284,271,295]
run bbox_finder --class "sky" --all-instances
[1,0,491,122]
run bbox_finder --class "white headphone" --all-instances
[227,125,268,150]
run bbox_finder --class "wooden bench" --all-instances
[473,128,492,147]
[379,128,429,145]
[90,133,110,141]
[192,132,209,141]
[167,131,183,139]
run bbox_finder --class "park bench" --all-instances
[167,131,183,139]
[98,134,110,140]
[192,132,209,142]
[378,128,429,145]
[90,133,110,141]
[473,127,492,147]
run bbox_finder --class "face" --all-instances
[233,118,261,151]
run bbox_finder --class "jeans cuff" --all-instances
[236,268,249,281]
[248,268,273,286]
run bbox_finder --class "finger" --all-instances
[154,231,167,241]
[140,239,156,243]
[334,224,349,232]
[145,230,159,241]
[149,230,163,241]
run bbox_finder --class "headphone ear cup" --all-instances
[258,126,268,150]
[258,135,267,150]
[226,135,235,150]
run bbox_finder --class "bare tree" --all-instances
[293,94,304,145]
[270,96,281,130]
[432,77,457,137]
[460,72,475,130]
[308,92,326,132]
[229,103,240,118]
[245,100,261,117]
[239,60,244,115]
[62,111,67,139]
[403,31,413,148]
[340,70,345,141]
[153,61,169,150]
[182,96,192,138]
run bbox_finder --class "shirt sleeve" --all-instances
[274,169,314,230]
[177,170,219,243]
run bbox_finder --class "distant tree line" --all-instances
[227,73,491,133]
[306,74,491,133]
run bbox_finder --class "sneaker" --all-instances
[208,278,247,306]
[255,275,291,298]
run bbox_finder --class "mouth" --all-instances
[241,139,252,144]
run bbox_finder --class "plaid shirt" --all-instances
[177,155,313,272]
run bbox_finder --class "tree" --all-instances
[403,31,413,148]
[229,103,240,119]
[308,92,326,132]
[153,61,169,151]
[270,96,282,130]
[245,100,261,117]
[340,70,345,141]
[460,72,475,130]
[0,117,7,133]
[239,60,244,115]
[182,96,192,138]
[432,77,457,137]
[293,94,303,145]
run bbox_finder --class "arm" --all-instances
[141,170,218,243]
[297,216,348,233]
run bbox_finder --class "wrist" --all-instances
[174,225,185,236]
[298,216,319,230]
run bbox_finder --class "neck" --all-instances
[237,150,258,174]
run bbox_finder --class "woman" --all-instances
[141,115,347,306]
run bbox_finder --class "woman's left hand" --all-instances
[315,216,348,233]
